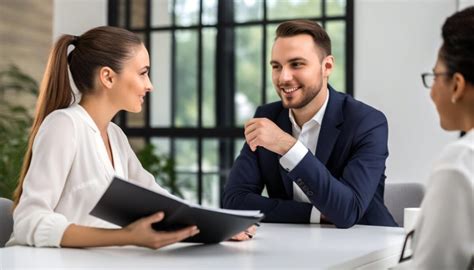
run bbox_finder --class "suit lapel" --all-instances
[273,87,345,197]
[316,87,344,165]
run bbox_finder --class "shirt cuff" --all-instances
[279,140,308,172]
[34,213,71,247]
[310,206,321,223]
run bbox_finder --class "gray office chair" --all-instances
[384,182,425,227]
[0,197,14,247]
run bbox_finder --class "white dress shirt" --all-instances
[394,129,473,270]
[279,90,329,223]
[7,104,169,247]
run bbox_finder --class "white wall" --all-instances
[354,0,467,184]
[53,0,107,40]
[459,0,474,9]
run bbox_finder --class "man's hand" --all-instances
[244,118,296,155]
[230,225,257,241]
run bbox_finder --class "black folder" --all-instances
[90,176,264,244]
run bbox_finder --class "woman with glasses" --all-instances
[395,7,473,269]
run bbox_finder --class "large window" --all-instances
[108,0,353,207]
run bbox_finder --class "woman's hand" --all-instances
[124,211,200,249]
[230,225,257,241]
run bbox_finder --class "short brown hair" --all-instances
[275,20,331,57]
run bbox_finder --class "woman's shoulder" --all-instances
[40,106,78,130]
[43,104,104,130]
[32,106,81,149]
[440,135,474,163]
[434,131,473,173]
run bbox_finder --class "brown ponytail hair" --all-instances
[13,26,142,207]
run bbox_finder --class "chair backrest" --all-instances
[384,182,425,227]
[0,197,14,247]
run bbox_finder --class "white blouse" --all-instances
[7,104,169,247]
[395,129,473,269]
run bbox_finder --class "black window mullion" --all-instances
[108,0,118,26]
[261,0,268,105]
[216,0,235,128]
[170,0,177,172]
[128,16,348,32]
[123,127,244,138]
[216,0,235,207]
[321,0,327,28]
[346,0,354,97]
[121,0,132,128]
[197,0,204,205]
[144,0,151,144]
[125,0,131,29]
[120,0,132,126]
[107,0,126,127]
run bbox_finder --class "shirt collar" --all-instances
[288,89,330,130]
[71,103,100,133]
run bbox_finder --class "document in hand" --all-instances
[90,176,264,244]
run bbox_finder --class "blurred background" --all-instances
[0,0,472,207]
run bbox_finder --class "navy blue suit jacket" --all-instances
[223,87,397,228]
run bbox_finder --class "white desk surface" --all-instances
[0,223,405,270]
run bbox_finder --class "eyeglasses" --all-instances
[399,229,415,263]
[421,72,451,88]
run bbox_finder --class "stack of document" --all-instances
[90,176,264,244]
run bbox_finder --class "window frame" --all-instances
[108,0,354,206]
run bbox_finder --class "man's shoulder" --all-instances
[331,90,386,122]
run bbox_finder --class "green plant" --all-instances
[136,143,186,198]
[0,65,38,199]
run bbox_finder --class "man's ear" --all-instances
[98,66,116,90]
[322,55,334,78]
[451,72,466,103]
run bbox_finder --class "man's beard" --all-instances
[278,79,323,109]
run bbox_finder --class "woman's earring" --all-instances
[451,97,457,104]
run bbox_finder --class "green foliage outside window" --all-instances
[136,143,193,198]
[0,65,38,199]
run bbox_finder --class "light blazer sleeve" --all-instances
[12,112,75,247]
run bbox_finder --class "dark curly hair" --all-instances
[439,6,474,85]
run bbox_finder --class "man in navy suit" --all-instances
[223,20,397,228]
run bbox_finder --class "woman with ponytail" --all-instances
[6,26,254,249]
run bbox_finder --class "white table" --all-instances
[0,224,405,269]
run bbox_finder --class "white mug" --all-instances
[404,207,421,233]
